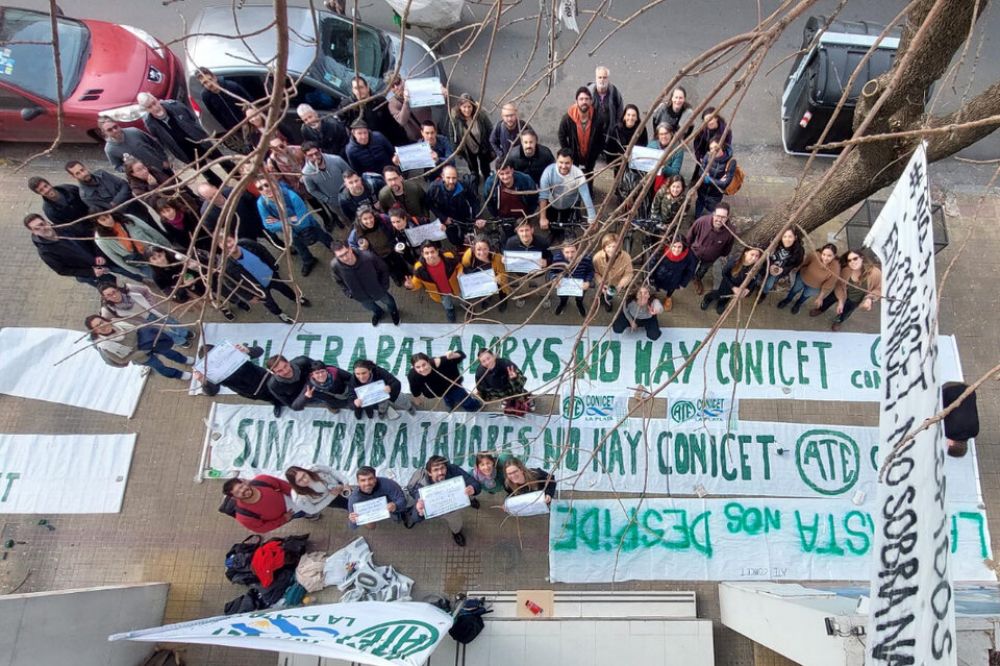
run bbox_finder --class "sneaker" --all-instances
[385,406,400,420]
[498,299,508,312]
[700,295,712,311]
[662,296,673,312]
[222,308,236,321]
[514,298,526,308]
[273,404,283,418]
[603,299,613,313]
[576,300,586,316]
[390,310,400,326]
[554,301,566,316]
[715,301,726,315]
[304,513,322,522]
[279,313,295,324]
[808,308,824,317]
[790,301,803,315]
[452,531,466,547]
[446,308,456,323]
[407,403,417,415]
[299,297,312,307]
[183,356,196,365]
[371,313,382,327]
[693,278,705,295]
[301,262,315,277]
[831,321,843,332]
[179,338,192,349]
[541,297,551,308]
[470,498,481,510]
[776,298,791,310]
[179,371,192,381]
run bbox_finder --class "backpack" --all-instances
[449,597,491,644]
[224,588,265,615]
[225,535,263,585]
[218,479,281,520]
[724,160,745,195]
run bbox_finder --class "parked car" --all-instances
[780,16,901,155]
[185,4,446,141]
[0,6,186,142]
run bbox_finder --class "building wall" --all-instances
[0,583,169,666]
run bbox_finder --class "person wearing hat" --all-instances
[345,118,397,177]
[291,360,354,412]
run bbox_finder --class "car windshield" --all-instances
[0,8,88,101]
[312,16,388,97]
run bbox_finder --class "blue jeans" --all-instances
[441,294,456,316]
[292,224,334,267]
[356,292,399,317]
[443,385,483,412]
[138,337,188,379]
[762,272,789,294]
[146,314,190,345]
[782,272,820,306]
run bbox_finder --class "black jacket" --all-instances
[222,239,280,302]
[407,352,466,399]
[339,94,408,146]
[266,355,315,407]
[201,346,272,401]
[426,181,478,224]
[557,112,607,171]
[330,250,392,301]
[506,144,555,185]
[302,115,350,157]
[349,364,402,402]
[649,250,697,293]
[31,235,98,279]
[201,187,264,241]
[201,79,252,131]
[41,185,91,231]
[143,100,210,160]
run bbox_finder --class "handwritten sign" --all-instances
[503,251,543,273]
[459,270,499,299]
[863,144,954,665]
[396,142,435,171]
[404,221,448,247]
[556,278,585,297]
[193,341,248,384]
[505,490,550,516]
[404,77,445,108]
[353,496,390,526]
[353,380,389,408]
[418,476,470,519]
[628,145,665,173]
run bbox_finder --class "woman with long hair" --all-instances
[760,227,805,298]
[461,236,510,313]
[700,247,763,315]
[98,277,193,347]
[592,233,634,313]
[473,452,509,495]
[91,209,173,280]
[502,456,556,503]
[810,249,882,331]
[650,175,687,228]
[152,197,200,249]
[606,104,648,168]
[85,314,193,380]
[692,107,732,165]
[612,283,664,340]
[778,242,839,314]
[124,158,201,216]
[284,465,351,516]
[450,93,495,184]
[646,124,683,192]
[648,237,697,312]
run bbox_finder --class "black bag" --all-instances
[225,535,262,585]
[224,588,264,615]
[448,597,491,644]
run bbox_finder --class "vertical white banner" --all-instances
[864,144,956,664]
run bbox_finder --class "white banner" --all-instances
[548,498,993,583]
[0,434,135,513]
[199,323,963,403]
[864,145,955,664]
[201,403,982,503]
[0,327,148,417]
[109,601,453,666]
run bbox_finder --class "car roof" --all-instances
[187,5,329,75]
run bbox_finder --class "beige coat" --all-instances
[593,248,635,291]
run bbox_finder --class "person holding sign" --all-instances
[386,75,434,142]
[461,237,510,312]
[348,467,409,529]
[284,465,351,515]
[502,457,557,502]
[549,238,594,317]
[194,343,285,417]
[406,455,482,547]
[426,165,485,248]
[405,242,464,323]
[416,121,456,181]
[474,349,534,415]
[265,355,318,410]
[612,283,664,340]
[408,351,482,413]
[348,358,413,420]
[348,206,410,286]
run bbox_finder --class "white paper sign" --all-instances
[404,221,448,247]
[419,476,470,519]
[503,250,543,273]
[110,601,454,666]
[549,498,993,583]
[405,77,445,108]
[193,341,248,383]
[863,144,955,665]
[459,270,499,299]
[556,278,585,297]
[504,490,550,516]
[396,141,435,171]
[629,145,665,172]
[353,380,389,407]
[353,496,391,526]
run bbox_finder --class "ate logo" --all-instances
[337,620,440,659]
[670,398,727,424]
[794,429,860,496]
[562,396,586,420]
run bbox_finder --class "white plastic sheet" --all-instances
[384,0,464,27]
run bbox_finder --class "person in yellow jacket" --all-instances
[460,237,510,314]
[405,242,464,323]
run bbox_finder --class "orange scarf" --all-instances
[111,222,144,255]
[567,104,593,158]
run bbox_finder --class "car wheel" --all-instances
[86,128,104,144]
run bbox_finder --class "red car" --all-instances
[0,6,185,142]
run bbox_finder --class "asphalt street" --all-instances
[16,0,1000,161]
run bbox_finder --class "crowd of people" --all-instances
[20,64,889,542]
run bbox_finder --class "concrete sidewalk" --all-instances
[0,143,996,666]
